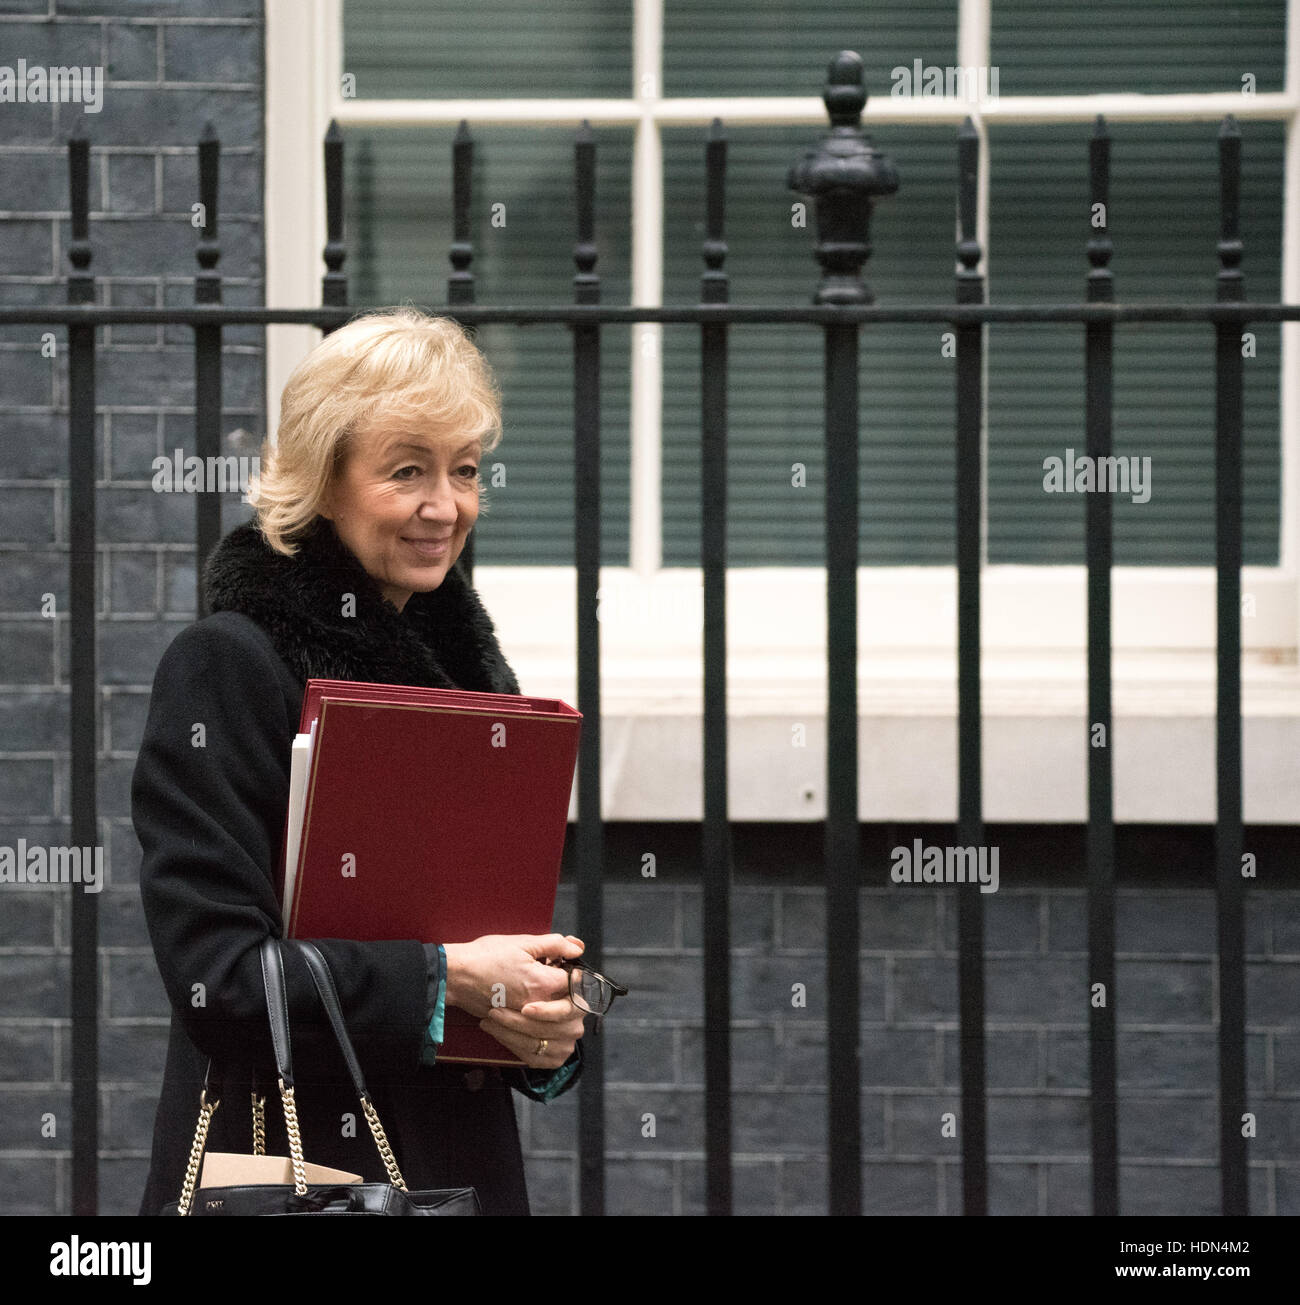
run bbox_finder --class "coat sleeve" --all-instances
[132,613,429,1081]
[506,1042,583,1102]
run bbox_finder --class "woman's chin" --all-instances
[402,563,449,590]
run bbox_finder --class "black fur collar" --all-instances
[202,517,521,695]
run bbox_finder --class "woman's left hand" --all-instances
[479,997,587,1070]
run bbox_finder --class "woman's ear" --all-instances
[317,436,350,522]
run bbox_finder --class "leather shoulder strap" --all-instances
[290,940,371,1103]
[259,936,294,1087]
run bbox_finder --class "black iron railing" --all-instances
[4,49,1297,1218]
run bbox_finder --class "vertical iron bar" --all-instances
[572,119,605,1217]
[322,120,348,312]
[66,128,99,1217]
[786,51,896,1220]
[699,117,733,1216]
[194,123,222,618]
[954,117,988,1215]
[1214,115,1248,1217]
[1084,115,1119,1216]
[448,120,476,579]
[824,317,860,1216]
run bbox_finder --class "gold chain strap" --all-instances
[251,1092,266,1156]
[278,1079,309,1196]
[176,1090,220,1217]
[361,1097,407,1191]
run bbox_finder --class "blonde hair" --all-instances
[249,307,503,556]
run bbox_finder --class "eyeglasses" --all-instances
[544,957,628,1030]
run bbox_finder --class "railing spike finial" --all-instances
[823,49,867,127]
[195,123,221,303]
[67,130,93,301]
[787,50,898,305]
[1217,115,1243,295]
[701,117,728,304]
[448,119,475,305]
[956,117,981,282]
[1087,116,1113,299]
[322,119,347,311]
[573,119,598,302]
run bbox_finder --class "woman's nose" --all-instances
[416,474,461,519]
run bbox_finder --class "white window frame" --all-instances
[265,0,1300,822]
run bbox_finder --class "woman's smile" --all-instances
[403,535,452,559]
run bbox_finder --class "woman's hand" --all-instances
[443,932,585,1020]
[479,996,587,1071]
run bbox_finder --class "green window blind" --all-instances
[986,0,1285,564]
[661,0,957,97]
[660,0,960,563]
[989,0,1284,95]
[342,0,632,98]
[987,121,1283,565]
[661,124,958,565]
[342,0,1285,568]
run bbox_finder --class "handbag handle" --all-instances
[257,937,311,1197]
[290,939,409,1192]
[174,936,410,1214]
[260,935,296,1085]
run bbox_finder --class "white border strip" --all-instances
[631,0,664,575]
[264,0,335,440]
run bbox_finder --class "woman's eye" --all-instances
[392,463,478,482]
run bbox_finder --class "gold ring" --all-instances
[535,1039,548,1056]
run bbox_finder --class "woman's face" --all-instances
[320,409,482,612]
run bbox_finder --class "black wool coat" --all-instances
[132,516,572,1216]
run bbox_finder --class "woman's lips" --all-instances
[403,537,451,558]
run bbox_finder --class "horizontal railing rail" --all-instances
[2,303,1297,324]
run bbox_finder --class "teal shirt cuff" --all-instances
[420,943,447,1066]
[513,1041,583,1102]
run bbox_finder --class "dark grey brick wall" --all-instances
[518,884,1300,1216]
[0,0,263,1215]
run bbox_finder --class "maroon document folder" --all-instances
[284,679,582,1066]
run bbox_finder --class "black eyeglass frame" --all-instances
[544,956,629,1017]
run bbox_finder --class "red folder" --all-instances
[284,679,582,1066]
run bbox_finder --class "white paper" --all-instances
[281,718,317,921]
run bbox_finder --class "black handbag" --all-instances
[163,936,481,1216]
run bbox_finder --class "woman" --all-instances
[133,308,586,1216]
